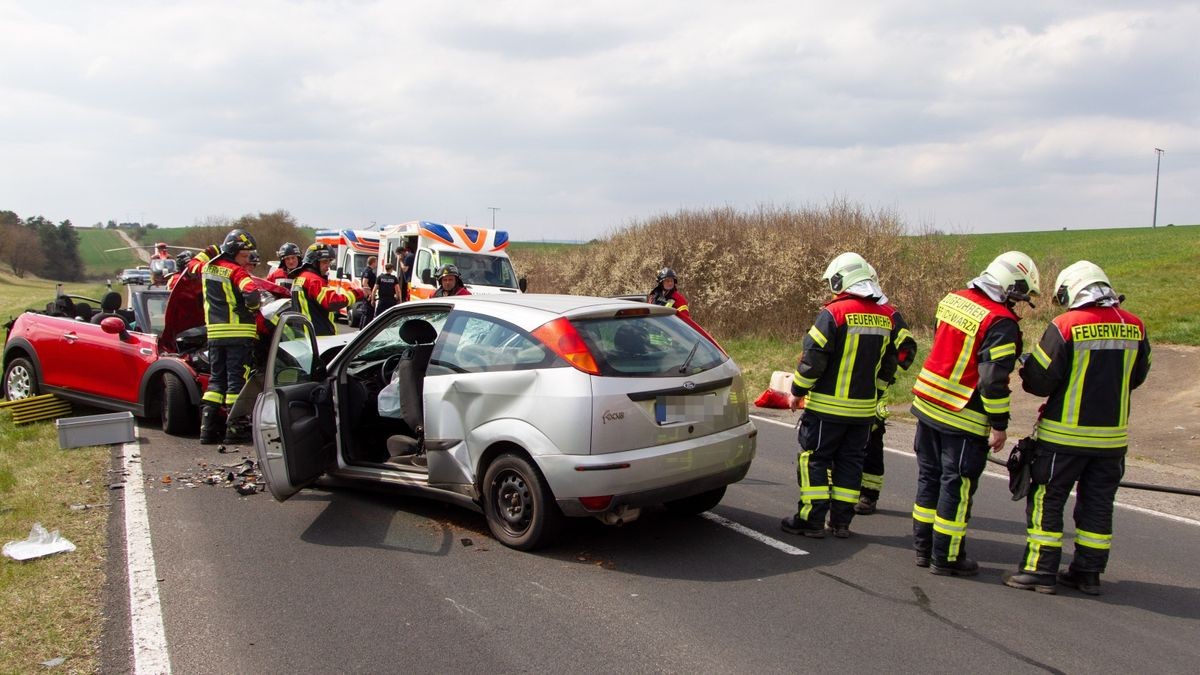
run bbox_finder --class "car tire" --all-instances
[3,356,39,401]
[161,374,197,436]
[664,486,726,516]
[482,454,563,551]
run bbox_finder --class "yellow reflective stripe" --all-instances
[207,324,258,339]
[805,392,877,417]
[1063,349,1090,425]
[948,476,972,559]
[912,397,989,436]
[1036,419,1128,449]
[894,327,914,348]
[1120,347,1134,427]
[933,515,966,536]
[949,334,976,384]
[1075,529,1112,550]
[831,486,860,504]
[792,370,817,389]
[807,325,828,348]
[915,367,974,398]
[912,504,936,523]
[989,342,1017,360]
[1032,344,1051,368]
[980,394,1010,415]
[836,333,858,399]
[675,303,688,313]
[797,451,828,513]
[237,276,254,292]
[1025,529,1062,546]
[202,391,224,404]
[861,473,883,491]
[1023,484,1047,571]
[913,379,969,410]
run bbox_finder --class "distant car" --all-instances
[253,294,757,550]
[119,267,152,285]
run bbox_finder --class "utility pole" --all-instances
[1152,148,1164,228]
[488,207,500,228]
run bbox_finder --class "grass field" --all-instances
[1,271,112,673]
[75,228,144,279]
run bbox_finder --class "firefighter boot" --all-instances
[199,405,224,445]
[223,416,252,446]
[930,557,980,577]
[1057,568,1102,596]
[1002,571,1057,594]
[853,495,877,515]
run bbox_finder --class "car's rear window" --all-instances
[573,315,725,377]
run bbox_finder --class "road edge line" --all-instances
[122,427,172,674]
[701,512,809,555]
[749,414,1200,528]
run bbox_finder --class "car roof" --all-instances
[406,294,674,330]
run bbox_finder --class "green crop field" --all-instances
[75,228,144,278]
[948,224,1199,344]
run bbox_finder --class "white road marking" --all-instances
[121,428,172,674]
[750,413,1200,527]
[701,512,809,556]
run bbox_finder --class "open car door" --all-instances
[253,313,336,501]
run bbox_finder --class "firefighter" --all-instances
[647,267,690,320]
[1002,261,1151,595]
[200,229,261,445]
[780,252,912,539]
[432,264,471,297]
[268,242,303,290]
[291,243,360,336]
[910,251,1039,575]
[854,263,917,516]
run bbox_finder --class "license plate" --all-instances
[655,393,719,424]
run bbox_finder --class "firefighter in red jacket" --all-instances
[200,230,260,445]
[432,264,471,297]
[291,243,360,336]
[910,251,1039,575]
[1003,261,1151,595]
[854,262,918,515]
[780,253,913,539]
[647,267,689,320]
[268,242,302,290]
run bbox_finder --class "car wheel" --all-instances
[161,374,198,435]
[664,486,726,516]
[483,454,563,551]
[3,357,38,401]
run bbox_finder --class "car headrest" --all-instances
[614,324,644,353]
[399,319,437,345]
[101,291,122,312]
[54,296,75,316]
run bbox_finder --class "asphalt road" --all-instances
[103,415,1200,673]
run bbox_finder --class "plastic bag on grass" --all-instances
[3,523,76,561]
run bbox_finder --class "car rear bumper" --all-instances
[540,421,757,517]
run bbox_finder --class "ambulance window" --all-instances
[416,250,433,283]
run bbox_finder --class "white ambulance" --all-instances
[377,221,526,299]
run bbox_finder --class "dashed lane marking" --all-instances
[701,512,809,555]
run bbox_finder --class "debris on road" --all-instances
[3,523,76,561]
[151,457,264,497]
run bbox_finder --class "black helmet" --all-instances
[277,242,301,259]
[303,243,335,267]
[175,250,193,267]
[656,267,677,283]
[437,264,461,280]
[221,229,258,255]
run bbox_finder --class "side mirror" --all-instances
[100,316,131,341]
[421,269,434,285]
[519,277,528,293]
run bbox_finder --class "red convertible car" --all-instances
[2,288,210,435]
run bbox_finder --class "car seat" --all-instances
[386,318,438,461]
[73,302,93,322]
[49,296,75,318]
[613,323,645,355]
[91,291,126,326]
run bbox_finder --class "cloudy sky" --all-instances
[2,1,1196,241]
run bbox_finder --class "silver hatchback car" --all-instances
[253,294,757,550]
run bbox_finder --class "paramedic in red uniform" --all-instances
[910,251,1039,576]
[1002,261,1150,595]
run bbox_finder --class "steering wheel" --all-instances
[380,353,404,384]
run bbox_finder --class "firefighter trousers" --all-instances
[912,422,989,563]
[1019,449,1123,575]
[204,339,253,409]
[861,421,886,500]
[794,414,870,529]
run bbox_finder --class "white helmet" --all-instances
[823,252,874,293]
[1054,260,1111,307]
[984,251,1040,302]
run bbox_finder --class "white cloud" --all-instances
[0,0,1196,236]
